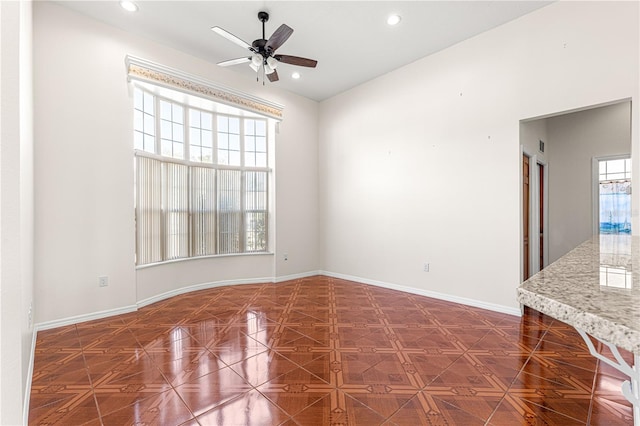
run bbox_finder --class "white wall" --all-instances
[33,2,319,324]
[0,1,34,423]
[318,1,639,312]
[547,101,631,262]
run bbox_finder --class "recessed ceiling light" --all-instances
[120,1,138,12]
[387,14,401,26]
[292,72,301,80]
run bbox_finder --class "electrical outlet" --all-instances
[423,263,430,272]
[284,253,288,261]
[98,276,109,287]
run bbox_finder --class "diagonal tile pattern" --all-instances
[29,276,634,425]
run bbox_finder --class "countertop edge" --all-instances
[517,287,640,355]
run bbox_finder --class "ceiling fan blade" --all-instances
[211,26,252,51]
[274,55,318,68]
[267,69,279,82]
[265,24,293,52]
[217,57,251,67]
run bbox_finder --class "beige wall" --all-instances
[33,2,320,324]
[318,1,639,312]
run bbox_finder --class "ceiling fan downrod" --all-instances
[258,11,269,41]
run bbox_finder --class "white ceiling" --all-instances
[55,1,551,101]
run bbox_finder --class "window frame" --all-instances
[592,154,632,235]
[133,86,272,267]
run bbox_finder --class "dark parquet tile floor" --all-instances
[29,276,634,425]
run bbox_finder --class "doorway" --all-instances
[523,154,530,280]
[538,162,545,269]
[521,99,631,269]
[522,151,547,281]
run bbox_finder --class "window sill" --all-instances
[135,251,274,270]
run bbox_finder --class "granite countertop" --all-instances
[517,234,640,355]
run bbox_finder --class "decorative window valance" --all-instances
[125,55,283,120]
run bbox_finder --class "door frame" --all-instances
[521,146,548,280]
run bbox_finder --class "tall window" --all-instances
[133,87,270,265]
[599,157,631,234]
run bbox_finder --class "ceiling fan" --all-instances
[212,11,318,83]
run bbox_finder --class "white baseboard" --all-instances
[35,304,139,331]
[319,270,522,317]
[138,271,323,307]
[137,276,274,308]
[274,270,322,283]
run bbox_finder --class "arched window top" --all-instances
[125,55,284,120]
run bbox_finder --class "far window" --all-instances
[599,157,631,234]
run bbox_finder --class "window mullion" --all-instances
[184,107,190,163]
[154,95,161,155]
[212,114,218,255]
[213,112,218,165]
[240,117,245,168]
[265,171,269,253]
[160,162,166,261]
[184,110,193,258]
[187,165,192,258]
[240,117,246,253]
[240,170,246,253]
[213,169,218,255]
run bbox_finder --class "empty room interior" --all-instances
[1,1,639,425]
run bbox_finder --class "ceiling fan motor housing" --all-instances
[254,11,270,56]
[252,39,268,56]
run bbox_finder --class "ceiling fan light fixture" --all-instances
[251,54,263,67]
[264,64,276,75]
[249,62,260,72]
[387,14,402,26]
[291,72,301,80]
[266,56,278,70]
[119,1,138,12]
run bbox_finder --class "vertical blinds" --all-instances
[191,167,216,256]
[135,154,268,265]
[217,169,242,255]
[136,156,162,265]
[164,163,189,260]
[245,171,268,252]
